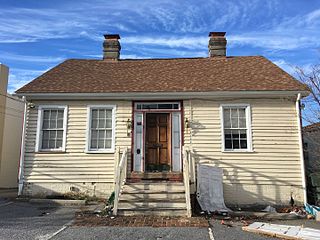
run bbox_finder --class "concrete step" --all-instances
[120,193,186,200]
[123,182,185,192]
[118,207,188,216]
[118,201,186,209]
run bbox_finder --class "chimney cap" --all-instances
[208,32,226,37]
[104,34,121,40]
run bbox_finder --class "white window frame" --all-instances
[86,105,116,153]
[220,104,253,152]
[35,105,68,152]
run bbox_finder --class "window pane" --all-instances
[42,139,49,149]
[91,130,98,139]
[98,140,104,149]
[231,109,238,118]
[50,119,57,128]
[43,130,49,140]
[43,120,49,129]
[224,129,232,139]
[239,118,246,128]
[106,110,112,118]
[106,119,112,128]
[231,117,238,128]
[57,118,63,128]
[98,118,105,128]
[240,140,247,149]
[105,139,112,148]
[106,130,112,139]
[49,131,56,139]
[98,130,105,140]
[99,109,106,119]
[223,109,231,128]
[51,110,58,119]
[91,138,97,148]
[92,118,98,128]
[239,108,246,118]
[225,139,232,149]
[233,139,240,149]
[231,130,239,139]
[56,140,62,148]
[58,110,64,119]
[43,110,50,120]
[92,109,98,119]
[57,130,63,139]
[49,139,56,149]
[239,130,247,139]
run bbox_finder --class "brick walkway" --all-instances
[74,213,209,227]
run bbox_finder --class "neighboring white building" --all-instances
[0,64,24,188]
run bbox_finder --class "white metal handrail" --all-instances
[183,146,192,217]
[113,147,128,215]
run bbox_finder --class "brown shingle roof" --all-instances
[16,56,308,94]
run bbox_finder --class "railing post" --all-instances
[113,147,128,216]
[183,146,192,217]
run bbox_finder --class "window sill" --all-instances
[222,150,254,153]
[85,150,115,154]
[36,150,66,154]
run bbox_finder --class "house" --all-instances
[303,122,320,204]
[15,32,309,216]
[0,64,24,189]
[303,122,320,174]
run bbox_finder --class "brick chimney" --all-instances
[208,32,227,57]
[103,34,121,60]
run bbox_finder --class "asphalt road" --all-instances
[0,201,77,240]
[1,201,318,240]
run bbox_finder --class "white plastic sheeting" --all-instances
[196,165,231,212]
[243,222,320,240]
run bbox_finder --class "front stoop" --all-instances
[117,181,188,216]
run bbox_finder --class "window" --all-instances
[221,104,252,151]
[135,102,180,111]
[36,106,67,151]
[87,105,115,152]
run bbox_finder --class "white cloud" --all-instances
[0,52,64,63]
[124,36,207,49]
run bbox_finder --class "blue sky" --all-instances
[0,0,320,95]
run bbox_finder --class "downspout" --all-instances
[18,96,27,196]
[296,93,307,204]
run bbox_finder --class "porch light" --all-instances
[126,118,132,135]
[185,118,190,128]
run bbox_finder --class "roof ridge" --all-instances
[65,55,263,62]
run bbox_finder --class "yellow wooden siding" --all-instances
[183,98,303,187]
[23,100,132,183]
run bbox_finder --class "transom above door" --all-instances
[133,102,182,173]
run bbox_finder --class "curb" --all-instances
[29,198,86,206]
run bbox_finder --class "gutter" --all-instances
[14,90,310,100]
[296,93,307,204]
[18,96,27,196]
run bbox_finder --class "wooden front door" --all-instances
[145,113,171,172]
